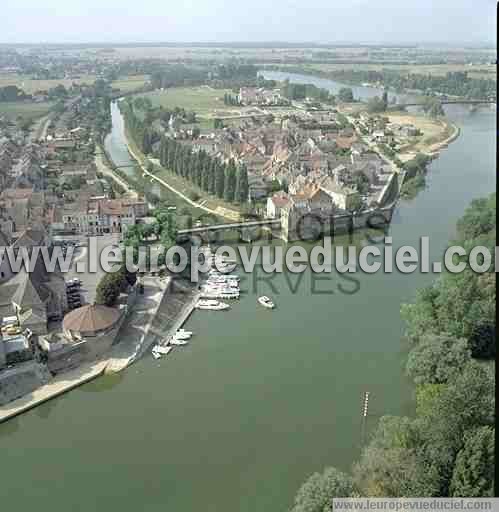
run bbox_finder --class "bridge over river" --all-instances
[177,218,281,242]
[390,99,495,109]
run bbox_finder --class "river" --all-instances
[0,73,494,512]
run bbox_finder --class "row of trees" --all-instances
[291,194,496,509]
[282,79,335,104]
[0,85,29,102]
[328,69,496,100]
[158,136,249,203]
[223,93,239,106]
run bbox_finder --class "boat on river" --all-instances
[258,296,275,309]
[152,345,173,359]
[196,299,231,311]
[170,337,189,346]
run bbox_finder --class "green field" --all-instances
[0,74,98,93]
[0,101,54,121]
[0,73,149,94]
[139,86,234,115]
[111,76,149,93]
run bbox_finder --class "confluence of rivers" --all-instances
[0,72,495,512]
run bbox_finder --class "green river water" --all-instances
[0,73,495,512]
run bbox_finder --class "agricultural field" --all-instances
[0,101,54,122]
[305,63,496,80]
[0,74,98,93]
[0,73,149,95]
[139,86,234,114]
[111,75,149,93]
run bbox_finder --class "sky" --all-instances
[2,0,496,45]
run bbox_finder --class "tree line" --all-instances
[290,193,495,509]
[281,79,335,104]
[328,69,496,100]
[158,136,249,204]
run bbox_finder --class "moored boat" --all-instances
[196,299,231,311]
[258,296,275,309]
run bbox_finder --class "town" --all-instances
[0,44,488,428]
[0,2,496,505]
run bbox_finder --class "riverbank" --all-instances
[0,359,108,423]
[380,112,461,162]
[95,146,140,199]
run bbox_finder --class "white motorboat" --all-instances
[170,337,189,346]
[152,349,161,359]
[216,263,237,274]
[258,296,275,309]
[153,345,173,355]
[196,300,231,311]
[203,284,239,291]
[201,291,240,299]
[174,330,192,340]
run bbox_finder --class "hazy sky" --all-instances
[2,0,496,44]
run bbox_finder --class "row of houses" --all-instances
[55,197,148,235]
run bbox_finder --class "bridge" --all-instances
[390,99,495,109]
[177,219,281,238]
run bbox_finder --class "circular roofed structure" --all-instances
[63,304,121,338]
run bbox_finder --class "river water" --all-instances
[0,73,494,512]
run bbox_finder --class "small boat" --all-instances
[201,291,240,299]
[174,330,192,340]
[152,350,162,360]
[196,299,231,311]
[216,264,237,274]
[258,296,275,309]
[152,344,173,356]
[170,337,189,346]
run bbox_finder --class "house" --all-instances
[247,174,268,201]
[239,87,259,105]
[0,237,67,334]
[319,176,360,211]
[266,191,290,219]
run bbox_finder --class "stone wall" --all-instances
[0,361,51,406]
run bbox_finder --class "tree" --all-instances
[406,334,471,385]
[338,87,354,103]
[235,164,249,203]
[366,96,386,113]
[456,194,496,240]
[417,361,494,494]
[95,271,123,306]
[352,415,439,497]
[291,467,355,512]
[381,90,388,111]
[208,160,217,195]
[224,160,237,202]
[450,426,495,497]
[215,162,225,198]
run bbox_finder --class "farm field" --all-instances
[0,101,54,122]
[111,75,149,93]
[0,74,98,93]
[0,73,149,94]
[302,63,497,79]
